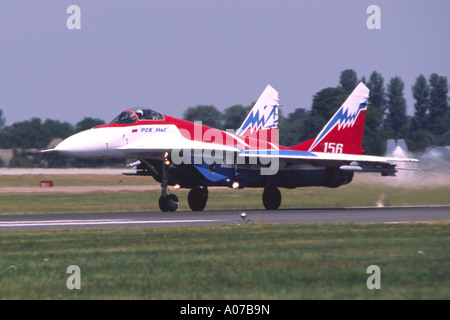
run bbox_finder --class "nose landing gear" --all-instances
[159,193,179,212]
[158,154,179,212]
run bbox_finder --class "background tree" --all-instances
[339,69,358,94]
[223,104,249,130]
[408,74,434,151]
[363,71,386,155]
[0,109,5,129]
[363,107,385,155]
[42,119,75,143]
[279,108,307,147]
[411,74,429,131]
[311,87,347,121]
[366,71,386,115]
[183,105,223,129]
[1,118,47,148]
[0,118,76,149]
[76,117,105,132]
[384,77,408,140]
[428,73,448,138]
[305,87,347,140]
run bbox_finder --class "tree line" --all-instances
[183,70,449,155]
[0,69,448,167]
[0,116,105,149]
[0,116,106,167]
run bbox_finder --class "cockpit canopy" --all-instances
[110,108,164,124]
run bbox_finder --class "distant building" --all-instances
[0,149,13,166]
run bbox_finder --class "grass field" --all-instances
[0,173,152,188]
[0,172,448,300]
[0,173,449,215]
[1,186,449,215]
[1,223,449,299]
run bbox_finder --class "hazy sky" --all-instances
[0,0,449,126]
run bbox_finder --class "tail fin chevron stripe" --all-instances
[237,105,278,135]
[237,85,279,135]
[308,101,368,151]
[308,82,370,154]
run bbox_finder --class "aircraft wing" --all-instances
[239,149,418,176]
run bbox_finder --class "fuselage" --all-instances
[53,108,347,190]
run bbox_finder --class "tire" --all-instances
[188,187,208,211]
[167,194,179,212]
[159,195,169,212]
[159,194,179,212]
[262,186,281,210]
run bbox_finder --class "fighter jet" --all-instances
[44,83,417,211]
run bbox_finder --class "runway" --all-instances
[0,205,449,230]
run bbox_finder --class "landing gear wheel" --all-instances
[262,186,281,210]
[188,187,208,211]
[159,194,179,212]
[156,155,179,212]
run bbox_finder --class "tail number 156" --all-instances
[323,142,343,153]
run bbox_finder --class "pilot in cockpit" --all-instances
[135,109,144,120]
[111,108,164,124]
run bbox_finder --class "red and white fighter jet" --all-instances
[45,83,417,211]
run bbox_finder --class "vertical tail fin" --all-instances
[236,85,280,150]
[236,85,279,135]
[290,82,370,155]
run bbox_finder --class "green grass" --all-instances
[0,173,448,215]
[0,174,154,188]
[0,184,448,215]
[1,223,449,299]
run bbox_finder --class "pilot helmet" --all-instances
[135,109,144,119]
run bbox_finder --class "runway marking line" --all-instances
[0,218,225,228]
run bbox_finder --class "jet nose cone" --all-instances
[53,136,80,156]
[54,129,107,158]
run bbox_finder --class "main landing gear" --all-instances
[262,186,282,210]
[159,184,280,212]
[155,150,279,211]
[188,186,208,211]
